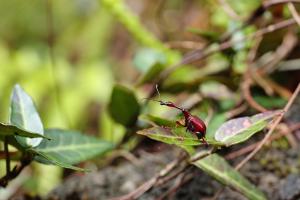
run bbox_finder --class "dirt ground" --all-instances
[46,140,300,200]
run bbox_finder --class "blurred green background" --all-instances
[0,0,289,197]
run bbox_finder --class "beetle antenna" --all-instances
[141,97,161,103]
[140,84,163,103]
[155,84,161,99]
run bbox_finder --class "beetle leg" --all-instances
[187,122,195,133]
[201,137,208,146]
[176,120,185,128]
[196,132,208,146]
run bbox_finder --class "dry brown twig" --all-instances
[277,123,298,148]
[218,0,241,20]
[235,83,300,170]
[155,18,297,87]
[166,41,206,50]
[155,164,191,187]
[241,72,268,112]
[111,148,215,200]
[244,30,297,112]
[109,154,187,200]
[213,83,300,200]
[225,122,299,160]
[259,30,298,74]
[225,103,248,119]
[152,0,300,89]
[288,2,300,26]
[0,153,33,187]
[157,172,194,200]
[137,2,300,199]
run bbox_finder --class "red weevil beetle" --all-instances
[146,86,208,145]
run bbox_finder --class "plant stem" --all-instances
[235,82,300,170]
[4,137,10,176]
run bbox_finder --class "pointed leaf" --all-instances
[10,84,44,147]
[32,150,87,171]
[214,110,282,146]
[192,154,266,200]
[108,85,140,127]
[0,122,50,139]
[137,126,223,146]
[139,114,175,127]
[34,129,113,167]
[137,63,165,85]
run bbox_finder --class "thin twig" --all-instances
[265,78,292,99]
[154,1,300,86]
[210,188,224,200]
[111,148,215,200]
[259,30,298,74]
[157,18,296,85]
[156,171,193,200]
[225,103,248,119]
[189,147,217,163]
[104,150,141,167]
[0,151,20,160]
[218,0,241,20]
[235,83,300,170]
[166,41,206,50]
[225,121,300,160]
[225,126,286,160]
[288,2,300,26]
[247,36,262,63]
[0,153,33,187]
[278,123,298,148]
[252,71,275,96]
[242,74,268,112]
[264,0,300,7]
[156,164,190,187]
[110,154,187,200]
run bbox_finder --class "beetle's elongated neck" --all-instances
[181,109,190,119]
[171,105,191,118]
[159,102,191,118]
[166,104,184,112]
[147,99,191,117]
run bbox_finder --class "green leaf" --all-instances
[0,122,50,139]
[139,114,175,127]
[137,126,223,146]
[186,28,219,42]
[10,84,44,147]
[137,63,165,85]
[162,53,229,93]
[214,110,282,146]
[108,84,140,127]
[32,150,87,172]
[200,81,236,101]
[254,96,287,109]
[206,113,227,142]
[33,129,114,168]
[192,154,266,200]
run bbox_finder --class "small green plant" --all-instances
[107,82,287,200]
[137,105,282,200]
[0,84,113,187]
